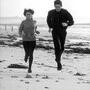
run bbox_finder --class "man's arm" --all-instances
[47,11,53,29]
[65,10,74,26]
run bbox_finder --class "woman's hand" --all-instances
[19,32,22,37]
[19,34,22,37]
[22,31,26,36]
[48,28,52,33]
[35,31,40,34]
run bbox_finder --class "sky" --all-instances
[0,0,90,23]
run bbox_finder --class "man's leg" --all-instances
[52,31,61,62]
[57,31,67,70]
[59,31,67,54]
[52,31,63,70]
[52,30,67,70]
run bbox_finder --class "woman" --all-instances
[19,9,39,73]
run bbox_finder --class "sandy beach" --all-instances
[0,27,90,90]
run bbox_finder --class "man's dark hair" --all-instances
[54,0,62,6]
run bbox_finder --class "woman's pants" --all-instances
[52,30,67,63]
[23,41,36,69]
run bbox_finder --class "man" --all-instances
[47,0,74,70]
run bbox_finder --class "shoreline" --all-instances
[0,34,90,54]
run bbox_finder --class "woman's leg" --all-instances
[23,41,29,62]
[28,41,36,73]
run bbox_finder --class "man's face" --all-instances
[54,4,62,11]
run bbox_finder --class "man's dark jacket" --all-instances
[47,9,74,32]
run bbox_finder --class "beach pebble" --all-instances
[11,76,18,78]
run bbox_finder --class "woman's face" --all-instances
[26,12,32,19]
[55,4,62,11]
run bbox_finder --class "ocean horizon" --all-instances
[0,17,90,25]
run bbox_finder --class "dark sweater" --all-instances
[47,8,74,30]
[19,19,36,41]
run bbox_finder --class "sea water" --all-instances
[0,17,90,42]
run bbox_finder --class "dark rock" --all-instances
[8,64,28,69]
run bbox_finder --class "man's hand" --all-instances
[48,28,52,33]
[62,22,68,27]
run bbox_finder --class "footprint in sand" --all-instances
[55,80,59,82]
[36,80,40,82]
[0,77,3,79]
[68,71,73,74]
[44,87,49,89]
[42,75,49,79]
[11,76,19,78]
[25,74,32,78]
[77,80,90,84]
[3,67,7,69]
[35,74,40,78]
[77,82,81,84]
[83,80,90,84]
[11,55,13,57]
[74,56,78,59]
[37,66,42,68]
[9,70,13,71]
[0,71,3,72]
[20,79,24,82]
[25,81,30,84]
[78,78,84,81]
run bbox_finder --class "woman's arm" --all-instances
[19,21,24,37]
[34,20,40,34]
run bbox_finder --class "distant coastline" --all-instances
[0,17,90,25]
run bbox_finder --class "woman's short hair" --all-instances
[23,9,34,16]
[54,0,62,6]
